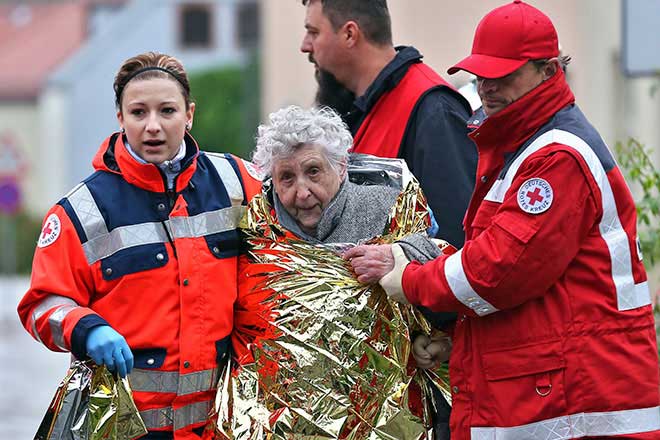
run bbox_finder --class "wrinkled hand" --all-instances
[412,334,452,369]
[343,244,395,284]
[86,325,134,378]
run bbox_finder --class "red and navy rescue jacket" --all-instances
[18,132,261,439]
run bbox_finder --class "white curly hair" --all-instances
[252,105,353,176]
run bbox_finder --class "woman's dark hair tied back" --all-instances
[113,52,192,109]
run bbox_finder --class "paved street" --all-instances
[1,277,70,439]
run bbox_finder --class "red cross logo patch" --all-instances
[517,178,553,214]
[38,213,61,248]
[242,158,264,181]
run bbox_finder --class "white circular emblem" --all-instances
[517,178,553,214]
[242,159,264,181]
[38,214,62,248]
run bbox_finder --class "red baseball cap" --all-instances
[448,0,559,79]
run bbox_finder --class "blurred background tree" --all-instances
[615,74,660,354]
[189,53,261,159]
[616,138,660,266]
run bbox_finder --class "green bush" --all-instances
[188,52,260,160]
[0,211,42,274]
[615,138,660,266]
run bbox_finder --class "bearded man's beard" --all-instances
[314,68,355,121]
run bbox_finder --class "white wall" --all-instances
[36,87,70,214]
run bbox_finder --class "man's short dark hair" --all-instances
[303,0,393,46]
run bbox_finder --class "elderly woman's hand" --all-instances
[343,244,395,283]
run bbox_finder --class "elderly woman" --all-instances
[252,105,426,244]
[216,105,451,439]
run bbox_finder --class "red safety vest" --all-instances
[352,62,458,158]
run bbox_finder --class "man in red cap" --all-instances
[345,1,660,438]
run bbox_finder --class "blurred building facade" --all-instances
[261,0,660,172]
[0,0,258,216]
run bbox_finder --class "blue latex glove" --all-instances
[427,207,439,238]
[86,325,134,378]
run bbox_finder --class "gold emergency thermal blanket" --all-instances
[212,177,452,440]
[35,360,147,440]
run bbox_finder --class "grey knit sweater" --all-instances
[272,179,440,262]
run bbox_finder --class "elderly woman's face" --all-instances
[272,143,343,234]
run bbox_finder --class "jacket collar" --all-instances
[468,69,575,156]
[92,132,199,193]
[352,45,422,114]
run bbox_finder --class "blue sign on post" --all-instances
[0,132,25,274]
[0,133,25,213]
[0,177,21,214]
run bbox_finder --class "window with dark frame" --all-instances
[237,2,259,49]
[179,4,212,48]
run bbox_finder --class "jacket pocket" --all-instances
[492,210,540,245]
[470,200,500,236]
[205,230,241,259]
[470,210,542,289]
[100,243,169,281]
[479,341,567,426]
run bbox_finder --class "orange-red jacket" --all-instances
[402,70,660,438]
[18,132,261,439]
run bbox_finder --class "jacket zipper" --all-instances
[162,172,178,259]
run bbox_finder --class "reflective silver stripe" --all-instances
[82,206,245,263]
[82,221,170,264]
[140,407,173,430]
[628,281,651,310]
[483,129,649,311]
[165,205,245,239]
[67,183,108,239]
[30,295,78,343]
[178,367,219,395]
[470,405,660,440]
[68,161,245,264]
[129,367,219,395]
[130,369,179,394]
[205,153,244,206]
[445,250,498,316]
[48,305,77,350]
[174,400,213,429]
[139,400,212,430]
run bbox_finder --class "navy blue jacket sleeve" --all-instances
[70,314,110,360]
[400,87,477,249]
